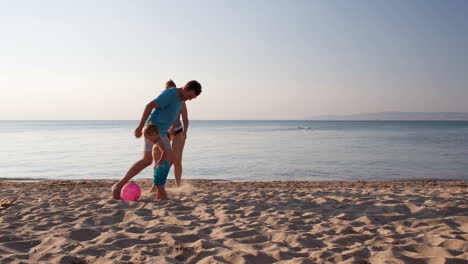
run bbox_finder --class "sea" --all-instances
[1,120,467,182]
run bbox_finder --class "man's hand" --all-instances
[134,126,143,138]
[182,131,187,139]
[167,126,175,136]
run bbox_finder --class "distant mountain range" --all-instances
[310,112,468,121]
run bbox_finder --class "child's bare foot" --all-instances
[155,185,167,200]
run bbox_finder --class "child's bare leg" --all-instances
[156,185,167,200]
[149,147,162,194]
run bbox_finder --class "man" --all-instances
[112,80,202,199]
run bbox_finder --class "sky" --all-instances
[1,0,467,120]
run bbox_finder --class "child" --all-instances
[142,123,172,200]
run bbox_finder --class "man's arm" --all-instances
[134,101,158,138]
[181,102,189,137]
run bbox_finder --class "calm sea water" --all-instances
[1,120,467,182]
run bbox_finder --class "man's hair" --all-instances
[165,79,176,89]
[142,123,159,136]
[185,80,202,96]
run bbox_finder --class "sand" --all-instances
[0,179,467,264]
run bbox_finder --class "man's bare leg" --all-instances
[112,151,152,199]
[171,133,186,187]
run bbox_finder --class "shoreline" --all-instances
[1,179,467,263]
[1,178,466,183]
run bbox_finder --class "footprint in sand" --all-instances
[237,235,269,244]
[196,227,213,236]
[0,235,23,243]
[133,208,153,216]
[191,239,219,250]
[59,255,86,264]
[125,226,145,234]
[151,226,185,234]
[225,230,260,239]
[3,240,41,253]
[172,234,202,243]
[69,228,101,241]
[171,205,196,211]
[112,238,143,248]
[176,215,199,221]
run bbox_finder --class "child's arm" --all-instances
[153,135,169,168]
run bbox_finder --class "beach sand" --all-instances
[0,180,467,264]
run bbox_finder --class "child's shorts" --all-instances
[153,160,171,186]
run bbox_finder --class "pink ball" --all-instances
[120,183,141,201]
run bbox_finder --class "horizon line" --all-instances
[1,119,468,122]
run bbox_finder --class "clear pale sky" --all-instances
[1,0,467,120]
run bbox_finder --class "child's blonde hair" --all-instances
[143,123,159,136]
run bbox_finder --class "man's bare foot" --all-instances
[111,182,124,199]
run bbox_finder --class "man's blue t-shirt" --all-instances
[147,88,183,136]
